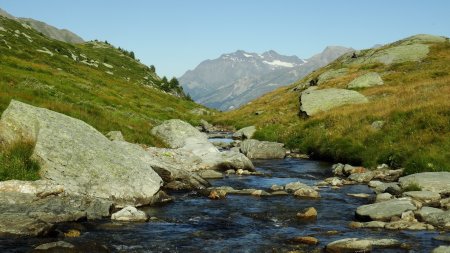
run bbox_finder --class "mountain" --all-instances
[0,7,84,44]
[0,14,208,146]
[215,34,450,174]
[180,47,352,111]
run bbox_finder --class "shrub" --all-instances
[0,140,40,181]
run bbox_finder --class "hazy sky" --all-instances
[1,0,449,77]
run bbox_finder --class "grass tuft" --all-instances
[0,140,40,181]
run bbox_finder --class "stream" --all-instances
[0,148,447,252]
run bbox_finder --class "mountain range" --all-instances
[0,7,84,44]
[180,46,353,111]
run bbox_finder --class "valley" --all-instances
[0,4,449,253]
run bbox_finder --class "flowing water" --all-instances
[0,157,448,252]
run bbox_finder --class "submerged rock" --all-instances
[299,88,368,116]
[0,100,163,207]
[296,207,317,220]
[240,139,286,159]
[291,236,319,245]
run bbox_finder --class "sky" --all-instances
[1,0,450,78]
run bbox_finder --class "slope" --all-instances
[0,15,209,146]
[215,34,450,174]
[0,7,84,44]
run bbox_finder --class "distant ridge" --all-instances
[0,7,84,44]
[180,46,352,111]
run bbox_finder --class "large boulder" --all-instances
[356,198,417,221]
[240,139,286,159]
[0,100,163,207]
[399,172,450,194]
[299,88,369,116]
[0,190,112,237]
[151,120,254,171]
[347,72,383,89]
[232,126,256,140]
[150,119,208,148]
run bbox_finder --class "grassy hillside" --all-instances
[0,15,212,146]
[215,35,450,174]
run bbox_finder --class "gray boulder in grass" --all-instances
[299,88,369,116]
[0,100,163,207]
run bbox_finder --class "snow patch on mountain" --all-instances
[263,60,295,68]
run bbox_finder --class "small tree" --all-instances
[169,77,179,89]
[149,65,156,72]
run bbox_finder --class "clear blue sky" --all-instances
[1,0,449,78]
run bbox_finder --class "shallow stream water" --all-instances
[0,158,448,252]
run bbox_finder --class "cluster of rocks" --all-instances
[0,100,259,237]
[321,162,450,233]
[206,180,321,200]
[201,123,289,160]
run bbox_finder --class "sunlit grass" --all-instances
[215,40,450,174]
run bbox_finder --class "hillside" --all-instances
[180,47,352,111]
[215,34,450,174]
[0,15,209,146]
[0,7,84,44]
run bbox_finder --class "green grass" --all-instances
[215,35,450,174]
[0,16,214,147]
[402,182,422,192]
[0,141,40,181]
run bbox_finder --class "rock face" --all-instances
[355,198,417,221]
[232,126,256,140]
[239,139,286,159]
[151,119,254,171]
[299,88,369,116]
[347,72,384,89]
[325,238,402,253]
[399,172,450,194]
[0,100,163,207]
[111,206,148,222]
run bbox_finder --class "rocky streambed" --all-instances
[1,158,449,252]
[0,101,449,252]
